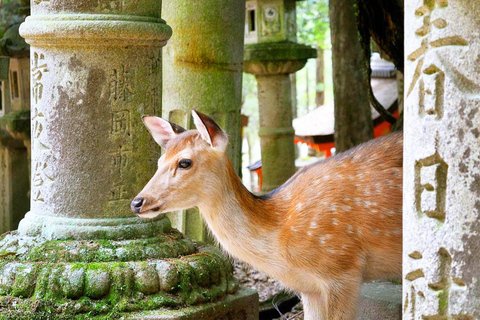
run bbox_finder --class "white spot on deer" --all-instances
[371,209,377,213]
[307,231,313,236]
[319,236,326,245]
[341,205,352,212]
[386,210,395,216]
[330,204,337,212]
[296,202,303,211]
[291,226,297,232]
[332,218,339,226]
[353,198,362,205]
[324,234,332,240]
[356,228,363,236]
[392,229,402,235]
[346,225,354,233]
[310,221,318,229]
[385,232,391,236]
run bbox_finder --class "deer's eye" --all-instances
[178,159,192,169]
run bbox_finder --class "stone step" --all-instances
[358,282,402,320]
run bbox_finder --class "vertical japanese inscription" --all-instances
[145,55,161,115]
[407,0,468,119]
[31,52,54,203]
[32,52,48,105]
[108,64,135,202]
[109,64,134,103]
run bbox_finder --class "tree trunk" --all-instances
[329,0,373,153]
[315,46,325,107]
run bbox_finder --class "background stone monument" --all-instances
[403,0,480,318]
[243,0,316,192]
[0,1,257,318]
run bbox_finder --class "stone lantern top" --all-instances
[245,0,302,44]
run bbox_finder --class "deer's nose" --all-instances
[131,197,145,213]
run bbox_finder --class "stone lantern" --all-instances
[244,0,316,192]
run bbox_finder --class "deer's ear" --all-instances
[192,110,228,152]
[142,115,186,149]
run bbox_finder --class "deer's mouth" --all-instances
[135,204,165,219]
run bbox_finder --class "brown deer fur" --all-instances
[133,111,403,320]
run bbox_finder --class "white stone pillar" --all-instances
[403,1,480,319]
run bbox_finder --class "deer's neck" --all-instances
[197,157,285,271]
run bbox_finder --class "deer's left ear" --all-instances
[192,110,228,152]
[142,115,186,149]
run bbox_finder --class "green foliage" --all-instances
[296,0,330,49]
[0,0,29,37]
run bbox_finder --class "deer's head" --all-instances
[131,110,229,219]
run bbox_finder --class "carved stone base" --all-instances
[0,231,254,319]
[126,287,258,320]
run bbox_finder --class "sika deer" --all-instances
[132,111,403,320]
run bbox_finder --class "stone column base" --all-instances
[0,231,258,319]
[357,282,401,320]
[126,287,258,320]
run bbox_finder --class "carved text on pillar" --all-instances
[109,64,135,202]
[414,153,448,221]
[32,52,48,105]
[31,54,56,203]
[404,251,425,320]
[422,248,472,320]
[109,64,135,103]
[407,0,468,119]
[145,55,161,115]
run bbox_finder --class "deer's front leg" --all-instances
[301,292,327,320]
[326,277,362,320]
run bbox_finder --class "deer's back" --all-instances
[275,132,403,284]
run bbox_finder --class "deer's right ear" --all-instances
[142,115,186,149]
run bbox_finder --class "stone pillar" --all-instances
[161,0,245,241]
[18,1,171,240]
[403,1,480,319]
[0,1,257,318]
[244,43,316,192]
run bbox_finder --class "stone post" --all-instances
[404,1,480,319]
[161,0,245,241]
[243,0,316,192]
[244,44,316,192]
[0,1,257,318]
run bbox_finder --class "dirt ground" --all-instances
[233,261,304,319]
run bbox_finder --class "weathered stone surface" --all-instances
[18,0,172,239]
[161,0,245,241]
[404,1,480,319]
[358,282,401,320]
[0,232,241,317]
[125,287,259,320]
